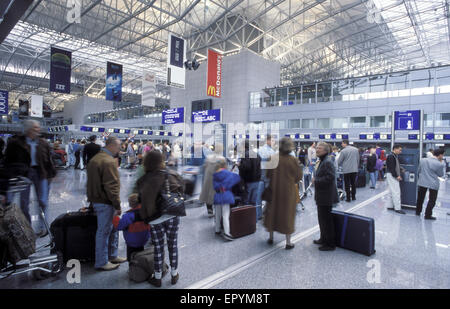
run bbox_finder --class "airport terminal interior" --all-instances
[0,0,450,290]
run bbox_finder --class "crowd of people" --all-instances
[0,119,448,287]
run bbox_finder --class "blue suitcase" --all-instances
[331,210,375,256]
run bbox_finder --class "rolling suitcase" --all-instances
[332,210,375,256]
[229,205,256,238]
[355,169,366,188]
[0,203,36,264]
[50,208,97,262]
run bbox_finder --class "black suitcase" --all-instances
[332,210,375,256]
[229,206,256,238]
[50,209,97,262]
[355,169,366,188]
[183,178,195,196]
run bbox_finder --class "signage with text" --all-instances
[0,90,8,115]
[191,109,221,123]
[162,107,184,124]
[207,49,223,97]
[394,110,420,131]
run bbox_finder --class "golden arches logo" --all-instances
[207,85,216,96]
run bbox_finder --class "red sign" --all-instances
[206,49,223,97]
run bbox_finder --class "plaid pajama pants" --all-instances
[150,217,180,273]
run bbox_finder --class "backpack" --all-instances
[375,154,384,170]
[128,247,168,283]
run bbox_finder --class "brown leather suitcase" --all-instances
[229,205,256,238]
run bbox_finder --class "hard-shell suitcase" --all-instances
[50,209,97,262]
[355,169,366,188]
[229,205,256,238]
[0,203,36,264]
[332,210,375,256]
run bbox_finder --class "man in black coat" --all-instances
[4,120,56,237]
[313,142,339,251]
[83,135,101,166]
[238,140,262,218]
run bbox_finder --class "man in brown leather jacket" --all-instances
[4,120,56,237]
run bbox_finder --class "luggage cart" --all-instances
[0,177,63,280]
[298,179,313,211]
[336,171,346,201]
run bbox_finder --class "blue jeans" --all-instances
[369,172,376,188]
[308,159,317,175]
[246,181,260,206]
[27,168,49,231]
[93,203,119,268]
[255,171,270,220]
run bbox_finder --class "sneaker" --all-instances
[110,257,127,264]
[395,210,406,215]
[171,273,179,285]
[222,233,234,241]
[424,216,436,220]
[96,262,120,271]
[148,274,162,287]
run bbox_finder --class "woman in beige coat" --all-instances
[199,144,224,217]
[264,137,302,249]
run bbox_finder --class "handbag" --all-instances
[158,171,186,217]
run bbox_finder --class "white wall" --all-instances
[171,49,280,125]
[64,96,113,125]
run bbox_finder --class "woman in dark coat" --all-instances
[264,137,302,249]
[313,142,339,251]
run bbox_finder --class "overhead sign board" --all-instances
[394,110,420,131]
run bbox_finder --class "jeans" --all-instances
[416,186,438,217]
[93,203,119,268]
[27,167,49,231]
[246,181,259,205]
[369,172,377,188]
[255,171,270,219]
[214,204,231,235]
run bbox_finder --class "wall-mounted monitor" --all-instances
[192,99,212,112]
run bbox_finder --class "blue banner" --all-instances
[106,62,122,101]
[162,107,184,124]
[49,47,72,94]
[0,90,8,115]
[170,35,184,68]
[394,110,420,131]
[191,109,221,123]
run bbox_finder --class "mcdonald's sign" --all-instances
[206,49,222,98]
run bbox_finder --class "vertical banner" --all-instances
[106,62,123,101]
[166,33,186,89]
[18,99,29,118]
[0,90,8,115]
[49,47,72,93]
[31,95,43,118]
[142,71,156,107]
[206,49,223,97]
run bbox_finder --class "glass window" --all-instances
[288,119,300,128]
[276,88,288,106]
[436,66,450,88]
[302,119,314,129]
[333,80,352,101]
[302,84,316,104]
[317,83,332,103]
[331,117,349,128]
[350,116,367,128]
[370,116,386,128]
[387,72,408,91]
[353,77,369,94]
[424,114,433,127]
[369,75,387,92]
[317,118,330,129]
[410,69,432,88]
[436,113,450,127]
[288,87,301,104]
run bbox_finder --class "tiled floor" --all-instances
[1,168,449,289]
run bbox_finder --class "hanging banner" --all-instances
[49,47,72,94]
[0,90,8,115]
[106,62,123,101]
[31,95,43,118]
[142,71,156,107]
[18,99,29,118]
[206,49,223,97]
[166,33,186,89]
